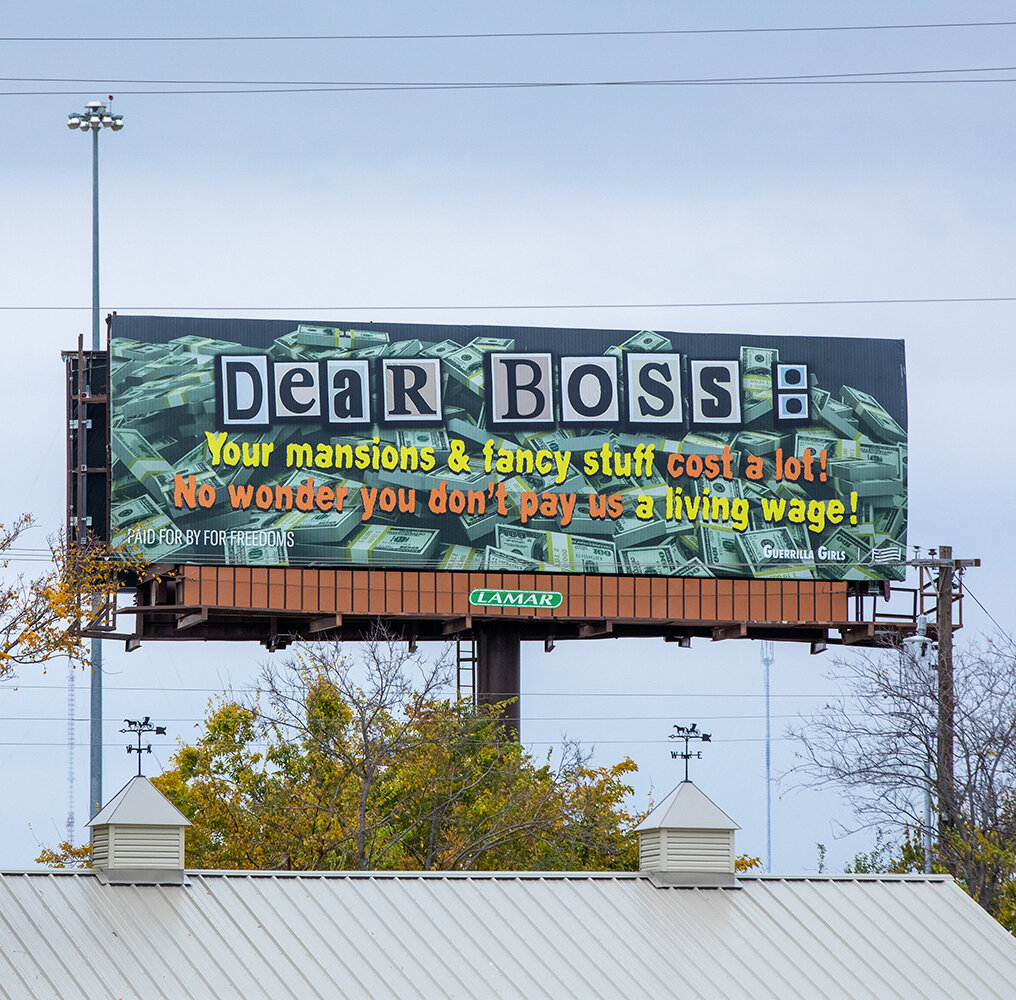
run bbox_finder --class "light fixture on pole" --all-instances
[67,96,124,820]
[66,98,123,351]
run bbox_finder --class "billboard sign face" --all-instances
[109,316,907,580]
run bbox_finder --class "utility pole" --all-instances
[911,544,979,840]
[936,545,957,836]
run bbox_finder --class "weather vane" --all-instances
[669,722,712,782]
[121,717,166,776]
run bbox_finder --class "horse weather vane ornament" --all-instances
[670,723,712,782]
[121,717,166,776]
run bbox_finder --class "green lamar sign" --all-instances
[469,589,563,609]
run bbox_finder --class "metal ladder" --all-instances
[456,637,477,705]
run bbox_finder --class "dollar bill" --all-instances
[816,398,862,439]
[853,401,907,444]
[495,524,549,562]
[856,440,904,477]
[112,427,175,492]
[840,385,884,411]
[223,537,289,566]
[611,498,669,549]
[698,524,744,574]
[545,534,618,573]
[459,505,498,542]
[443,344,485,396]
[397,428,452,457]
[793,429,838,457]
[122,377,216,418]
[622,545,677,575]
[738,526,816,578]
[826,459,895,484]
[467,336,516,353]
[170,334,248,356]
[482,546,541,571]
[874,505,905,537]
[735,430,783,456]
[272,505,361,545]
[437,544,486,570]
[111,494,160,529]
[816,525,869,576]
[840,386,906,440]
[605,330,672,357]
[344,524,440,565]
[832,477,903,498]
[293,326,389,349]
[269,332,312,360]
[422,339,461,359]
[742,395,774,425]
[384,339,423,358]
[676,556,711,578]
[694,476,746,503]
[346,345,387,360]
[677,434,739,460]
[111,340,168,362]
[740,345,779,378]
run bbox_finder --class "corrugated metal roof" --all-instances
[1,870,1013,1000]
[633,780,739,833]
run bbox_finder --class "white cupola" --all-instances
[634,781,740,887]
[87,776,191,885]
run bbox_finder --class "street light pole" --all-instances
[67,98,123,818]
[91,115,99,350]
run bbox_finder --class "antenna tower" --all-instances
[761,640,774,873]
[66,658,75,843]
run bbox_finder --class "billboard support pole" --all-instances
[475,626,521,739]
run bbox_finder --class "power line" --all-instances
[0,712,850,724]
[5,64,1016,86]
[5,77,1016,98]
[961,583,1016,648]
[1,296,1014,312]
[0,684,840,697]
[2,20,1014,42]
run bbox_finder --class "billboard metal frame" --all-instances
[64,319,938,736]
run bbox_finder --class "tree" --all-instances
[789,638,1016,923]
[0,515,140,678]
[151,632,646,872]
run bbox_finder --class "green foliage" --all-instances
[150,646,646,873]
[844,828,912,874]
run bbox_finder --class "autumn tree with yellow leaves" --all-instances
[0,514,138,679]
[151,636,645,872]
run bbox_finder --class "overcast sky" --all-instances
[1,1,1015,872]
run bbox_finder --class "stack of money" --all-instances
[344,524,440,566]
[482,546,541,571]
[841,386,907,444]
[108,325,906,578]
[437,544,486,571]
[740,345,777,424]
[605,329,672,358]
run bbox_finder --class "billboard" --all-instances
[109,316,907,580]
